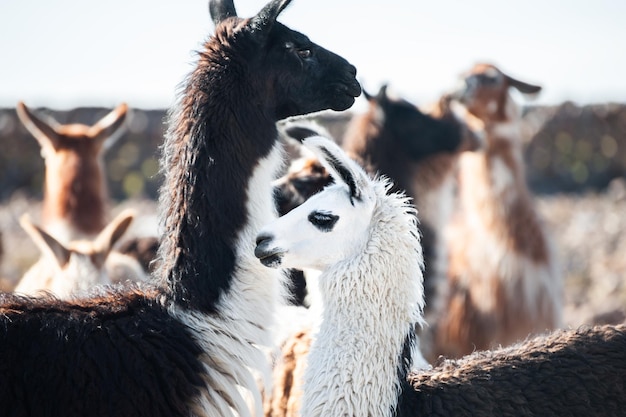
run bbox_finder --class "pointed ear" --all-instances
[88,103,129,148]
[247,0,292,42]
[19,214,71,267]
[16,102,62,150]
[376,84,389,102]
[93,209,135,258]
[302,136,369,203]
[209,0,238,26]
[504,74,542,95]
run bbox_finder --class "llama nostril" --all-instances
[255,233,273,247]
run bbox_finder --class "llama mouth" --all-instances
[258,254,283,268]
[337,80,362,99]
[331,82,361,111]
[254,245,284,268]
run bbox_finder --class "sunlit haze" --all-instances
[1,0,624,110]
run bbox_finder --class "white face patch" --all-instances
[256,183,374,271]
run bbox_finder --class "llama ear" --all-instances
[376,84,389,102]
[19,214,71,268]
[302,136,368,203]
[504,74,542,95]
[283,125,320,143]
[93,209,135,258]
[209,0,238,26]
[88,103,129,149]
[16,101,62,151]
[248,0,292,41]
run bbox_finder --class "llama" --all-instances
[16,101,153,287]
[16,101,128,243]
[0,1,360,416]
[433,63,562,359]
[14,209,146,298]
[255,136,626,417]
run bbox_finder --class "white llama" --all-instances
[256,136,626,417]
[256,136,428,416]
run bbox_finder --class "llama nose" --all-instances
[255,233,274,258]
[255,233,273,247]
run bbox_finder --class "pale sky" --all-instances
[1,0,624,110]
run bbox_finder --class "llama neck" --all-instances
[156,54,283,316]
[302,193,424,417]
[42,156,107,241]
[459,118,529,212]
[458,119,550,264]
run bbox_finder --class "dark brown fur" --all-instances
[399,325,626,416]
[342,87,467,311]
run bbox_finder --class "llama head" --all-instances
[352,85,463,161]
[16,102,129,162]
[16,102,128,236]
[451,63,541,123]
[18,209,135,295]
[208,0,361,119]
[256,136,376,271]
[273,122,334,215]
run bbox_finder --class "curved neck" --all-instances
[302,198,424,417]
[156,49,281,314]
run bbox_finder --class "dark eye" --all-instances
[297,49,312,59]
[285,42,312,60]
[477,74,499,85]
[308,211,339,232]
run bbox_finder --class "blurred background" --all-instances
[0,0,625,324]
[1,0,625,198]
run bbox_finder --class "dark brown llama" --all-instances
[341,85,467,311]
[0,1,360,417]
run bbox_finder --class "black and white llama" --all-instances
[0,1,360,416]
[255,136,626,417]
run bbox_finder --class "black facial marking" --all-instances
[308,210,339,232]
[318,146,360,204]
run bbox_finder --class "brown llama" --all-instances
[433,63,562,359]
[16,102,128,243]
[0,0,360,416]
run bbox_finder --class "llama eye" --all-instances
[308,211,339,232]
[297,49,312,59]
